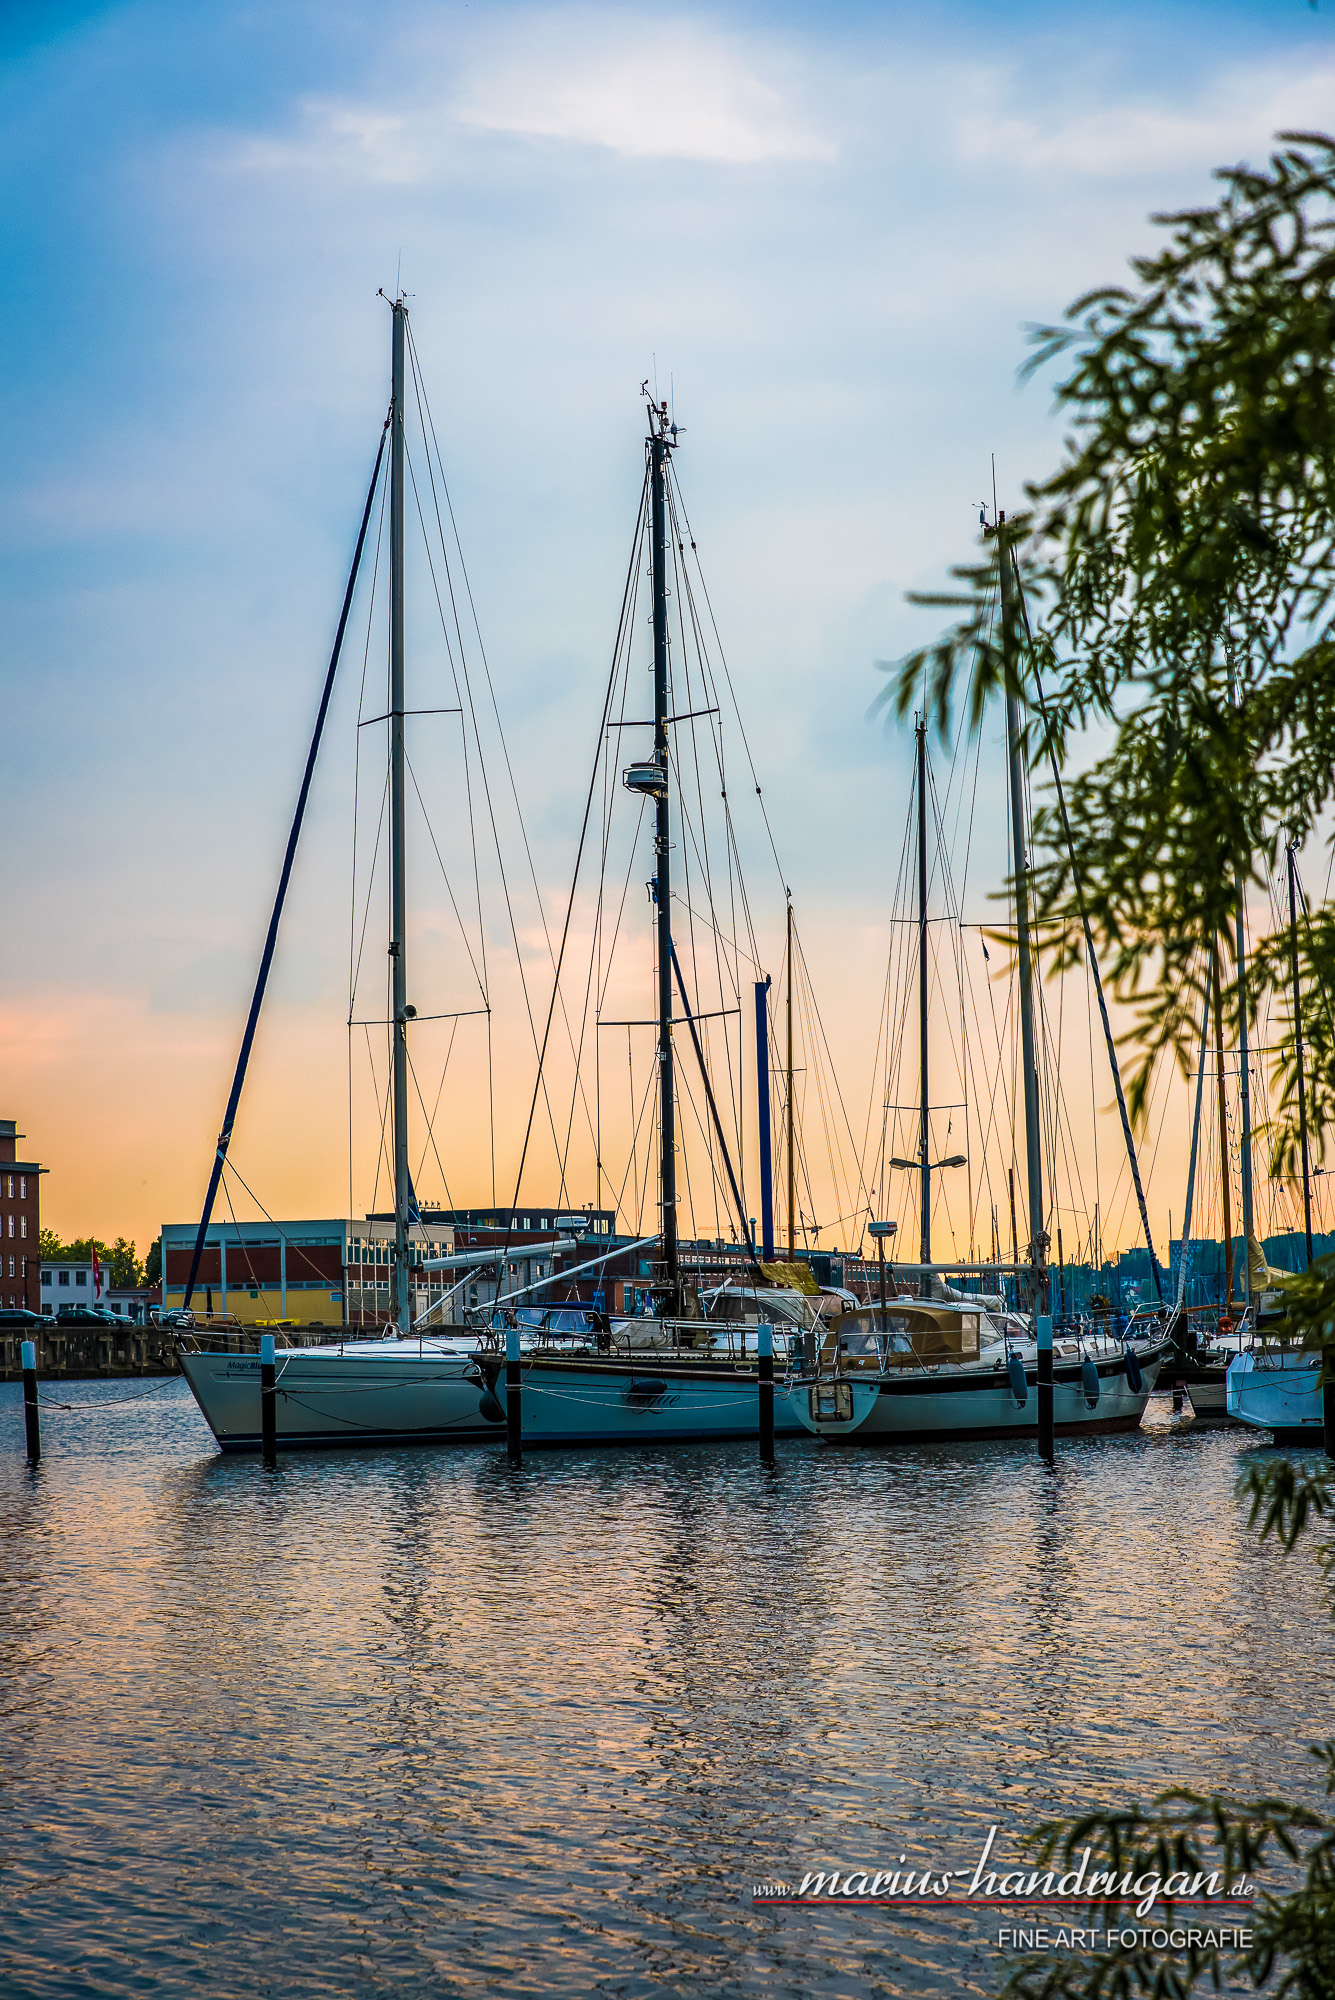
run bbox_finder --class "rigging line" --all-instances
[408,336,600,1163]
[183,410,390,1311]
[348,452,390,1016]
[219,1154,341,1285]
[492,460,652,1275]
[406,1041,457,1211]
[1012,551,1163,1300]
[365,1020,394,1219]
[669,470,788,896]
[349,769,391,1018]
[792,922,875,1223]
[666,487,749,1157]
[671,941,755,1253]
[403,444,570,1178]
[403,747,488,998]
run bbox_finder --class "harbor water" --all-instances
[1,1381,1330,1998]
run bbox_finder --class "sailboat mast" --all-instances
[1212,941,1235,1311]
[649,411,679,1296]
[786,895,795,1259]
[1234,874,1255,1297]
[389,299,413,1331]
[1288,842,1315,1267]
[917,716,930,1269]
[999,520,1047,1311]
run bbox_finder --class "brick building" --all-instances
[0,1118,42,1312]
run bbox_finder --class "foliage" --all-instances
[876,132,1335,1154]
[1000,1460,1335,2000]
[144,1236,161,1287]
[107,1237,142,1289]
[35,1233,143,1286]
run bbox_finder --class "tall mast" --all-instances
[1212,940,1235,1311]
[786,895,795,1259]
[389,299,413,1332]
[1288,842,1315,1267]
[998,519,1047,1311]
[1235,875,1255,1296]
[917,715,930,1268]
[649,405,679,1297]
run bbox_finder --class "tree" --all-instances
[107,1237,142,1288]
[877,131,1335,1997]
[881,131,1335,1167]
[37,1227,62,1260]
[144,1236,161,1287]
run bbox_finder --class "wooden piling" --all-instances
[21,1339,40,1464]
[506,1324,522,1463]
[758,1322,775,1464]
[1036,1314,1054,1463]
[260,1333,277,1467]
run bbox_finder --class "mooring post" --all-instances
[21,1339,40,1464]
[1324,1344,1335,1460]
[506,1323,522,1463]
[758,1322,775,1464]
[259,1333,277,1467]
[1036,1314,1054,1463]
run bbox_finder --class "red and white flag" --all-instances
[92,1246,103,1300]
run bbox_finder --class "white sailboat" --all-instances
[178,299,494,1451]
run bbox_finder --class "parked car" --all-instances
[0,1308,45,1329]
[55,1304,124,1327]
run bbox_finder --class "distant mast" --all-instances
[648,399,679,1302]
[389,298,413,1332]
[997,515,1048,1314]
[916,715,930,1270]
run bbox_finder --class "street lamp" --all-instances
[867,1218,897,1326]
[888,1153,967,1276]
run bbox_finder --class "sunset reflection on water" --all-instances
[1,1383,1327,1998]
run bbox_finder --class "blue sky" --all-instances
[3,0,1331,1249]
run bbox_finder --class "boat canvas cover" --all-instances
[838,1308,982,1366]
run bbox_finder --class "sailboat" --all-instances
[477,394,816,1446]
[795,512,1168,1444]
[177,300,497,1451]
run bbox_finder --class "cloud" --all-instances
[456,17,833,164]
[953,56,1335,180]
[226,11,832,183]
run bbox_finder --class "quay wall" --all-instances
[0,1322,353,1382]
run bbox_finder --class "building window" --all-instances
[19,1177,26,1198]
[76,1270,87,1286]
[7,1256,12,1278]
[5,1175,11,1197]
[59,1270,70,1286]
[42,1303,52,1316]
[20,1218,26,1239]
[6,1216,11,1238]
[41,1270,50,1287]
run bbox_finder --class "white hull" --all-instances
[179,1338,496,1452]
[1226,1349,1323,1436]
[498,1354,807,1446]
[796,1344,1166,1443]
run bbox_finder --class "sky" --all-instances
[2,0,1333,1262]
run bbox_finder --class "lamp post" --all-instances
[888,1154,967,1293]
[867,1220,897,1329]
